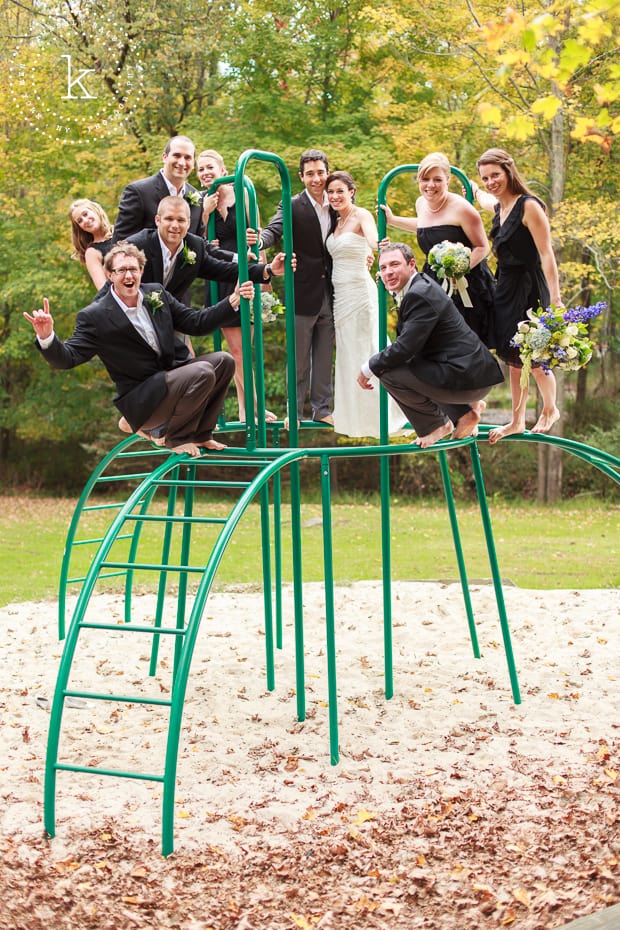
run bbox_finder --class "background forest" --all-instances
[0,0,618,499]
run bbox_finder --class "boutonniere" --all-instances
[145,291,164,315]
[185,189,202,208]
[181,243,196,265]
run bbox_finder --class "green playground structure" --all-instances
[43,152,620,855]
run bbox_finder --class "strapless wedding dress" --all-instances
[326,231,407,438]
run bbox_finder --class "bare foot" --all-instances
[201,438,228,451]
[317,414,334,426]
[265,409,278,423]
[415,420,454,449]
[453,407,482,439]
[531,406,560,434]
[118,416,132,434]
[488,419,526,445]
[167,442,202,457]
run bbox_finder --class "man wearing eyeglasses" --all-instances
[25,243,252,457]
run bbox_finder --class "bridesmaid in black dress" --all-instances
[197,149,276,422]
[69,199,114,289]
[472,148,562,443]
[381,152,495,347]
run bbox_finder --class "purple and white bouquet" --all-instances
[511,302,606,387]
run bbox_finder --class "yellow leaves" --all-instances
[302,806,317,821]
[478,102,503,126]
[531,95,562,119]
[289,915,318,929]
[577,14,613,46]
[512,887,530,907]
[176,809,192,819]
[503,113,537,141]
[352,809,376,825]
[53,857,81,873]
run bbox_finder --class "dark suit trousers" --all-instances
[139,352,234,447]
[379,365,492,436]
[294,291,334,420]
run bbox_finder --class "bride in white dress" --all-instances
[325,171,408,438]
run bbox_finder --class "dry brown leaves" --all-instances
[1,746,618,930]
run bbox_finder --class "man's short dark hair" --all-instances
[299,149,329,174]
[379,242,415,263]
[164,135,195,156]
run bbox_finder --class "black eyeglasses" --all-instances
[110,266,141,276]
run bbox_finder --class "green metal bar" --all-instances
[272,431,284,650]
[103,561,206,573]
[320,456,340,765]
[79,622,185,634]
[125,481,162,624]
[149,474,180,676]
[57,434,141,639]
[174,463,197,675]
[56,764,165,782]
[160,446,310,855]
[438,449,481,658]
[45,454,190,841]
[64,690,173,706]
[469,442,521,704]
[259,482,276,691]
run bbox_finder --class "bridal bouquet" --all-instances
[511,302,606,388]
[427,240,472,307]
[258,291,285,323]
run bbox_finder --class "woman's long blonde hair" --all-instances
[69,199,113,263]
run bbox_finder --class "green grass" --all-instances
[0,494,617,607]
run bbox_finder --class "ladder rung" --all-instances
[64,689,173,707]
[101,561,205,573]
[124,514,227,525]
[55,763,165,782]
[67,570,127,584]
[73,533,133,546]
[79,621,187,635]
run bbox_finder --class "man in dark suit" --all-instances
[25,243,255,457]
[125,196,282,305]
[250,148,336,424]
[113,136,204,242]
[358,243,503,447]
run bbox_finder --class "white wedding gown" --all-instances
[326,231,408,438]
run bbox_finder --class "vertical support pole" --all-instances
[438,450,481,658]
[260,480,276,691]
[272,430,284,650]
[290,460,306,721]
[320,455,339,764]
[379,454,394,700]
[150,472,180,675]
[469,443,521,704]
[174,462,196,675]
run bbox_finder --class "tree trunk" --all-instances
[536,101,565,502]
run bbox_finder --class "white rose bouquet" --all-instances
[427,240,472,307]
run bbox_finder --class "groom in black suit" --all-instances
[358,243,503,447]
[113,136,204,242]
[25,243,255,457]
[251,148,336,424]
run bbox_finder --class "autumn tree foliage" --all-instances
[0,0,617,489]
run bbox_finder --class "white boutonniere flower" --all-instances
[182,243,197,265]
[185,189,202,208]
[145,291,164,315]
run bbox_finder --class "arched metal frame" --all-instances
[44,154,619,856]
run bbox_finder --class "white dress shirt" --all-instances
[110,287,161,354]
